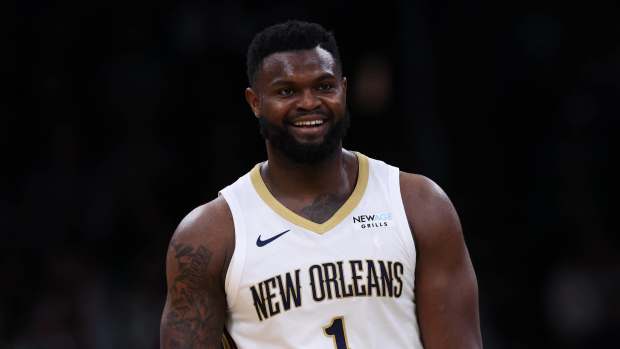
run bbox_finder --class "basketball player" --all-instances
[161,21,482,348]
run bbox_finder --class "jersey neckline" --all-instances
[250,152,369,235]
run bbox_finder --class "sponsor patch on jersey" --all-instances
[352,212,392,230]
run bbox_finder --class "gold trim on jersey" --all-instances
[250,152,369,234]
[221,336,231,349]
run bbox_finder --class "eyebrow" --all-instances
[269,73,337,87]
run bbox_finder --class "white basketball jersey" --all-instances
[219,152,423,349]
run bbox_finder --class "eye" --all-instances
[278,87,294,97]
[317,82,334,91]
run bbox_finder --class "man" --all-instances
[161,20,482,348]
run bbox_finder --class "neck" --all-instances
[261,143,356,199]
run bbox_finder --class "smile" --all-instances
[293,119,325,127]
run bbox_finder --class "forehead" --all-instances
[257,46,338,85]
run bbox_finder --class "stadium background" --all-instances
[9,0,618,347]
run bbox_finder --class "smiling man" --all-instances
[160,21,482,349]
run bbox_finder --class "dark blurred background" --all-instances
[9,0,619,348]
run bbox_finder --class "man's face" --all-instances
[246,46,348,164]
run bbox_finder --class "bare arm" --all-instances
[400,173,482,348]
[160,197,234,349]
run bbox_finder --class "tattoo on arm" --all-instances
[299,193,347,224]
[163,240,222,348]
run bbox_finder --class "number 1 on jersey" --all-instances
[323,316,350,349]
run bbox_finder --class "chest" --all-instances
[234,195,412,318]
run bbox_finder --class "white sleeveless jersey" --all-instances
[219,153,423,349]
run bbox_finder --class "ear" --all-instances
[245,87,260,118]
[341,76,347,95]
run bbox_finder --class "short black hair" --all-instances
[246,20,342,86]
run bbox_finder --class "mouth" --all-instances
[286,115,330,139]
[289,113,329,129]
[292,119,325,128]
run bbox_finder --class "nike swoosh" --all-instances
[256,230,291,247]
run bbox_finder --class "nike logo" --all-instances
[256,230,291,247]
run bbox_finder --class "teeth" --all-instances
[294,120,324,127]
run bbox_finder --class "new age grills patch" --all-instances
[352,212,392,230]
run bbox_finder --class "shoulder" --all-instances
[166,196,235,282]
[174,196,234,242]
[399,172,462,246]
[399,172,447,204]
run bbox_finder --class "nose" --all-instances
[297,89,321,111]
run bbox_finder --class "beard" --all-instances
[258,110,351,164]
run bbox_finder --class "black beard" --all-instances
[258,110,350,164]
